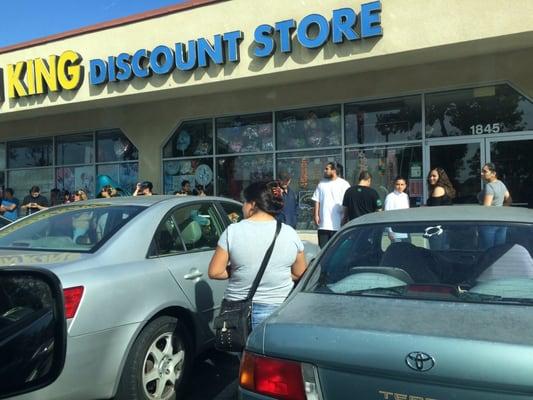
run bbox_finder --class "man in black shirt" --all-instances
[342,171,382,223]
[21,186,49,215]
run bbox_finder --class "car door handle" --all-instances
[184,269,203,280]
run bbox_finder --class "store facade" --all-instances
[1,0,533,227]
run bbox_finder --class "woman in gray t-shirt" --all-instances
[208,181,306,330]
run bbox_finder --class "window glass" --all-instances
[217,154,273,200]
[425,84,533,138]
[96,130,138,162]
[7,138,53,168]
[216,113,273,154]
[173,203,224,251]
[345,146,423,207]
[219,201,243,224]
[0,204,143,252]
[8,168,54,203]
[345,96,422,145]
[276,105,341,150]
[276,149,342,229]
[96,163,138,195]
[163,158,213,195]
[163,119,213,158]
[151,215,185,256]
[56,133,94,165]
[56,166,95,198]
[306,222,533,305]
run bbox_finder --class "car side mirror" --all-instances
[0,268,66,399]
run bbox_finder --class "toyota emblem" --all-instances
[405,352,435,372]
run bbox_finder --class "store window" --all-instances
[56,166,96,198]
[163,158,214,195]
[97,163,138,195]
[276,149,342,229]
[96,129,138,162]
[345,96,422,145]
[56,133,94,165]
[425,84,533,137]
[345,145,423,207]
[163,119,213,158]
[276,105,341,150]
[7,138,53,168]
[217,154,273,200]
[8,168,54,202]
[216,113,273,154]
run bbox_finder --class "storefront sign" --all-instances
[88,0,382,85]
[0,1,382,99]
[4,50,83,99]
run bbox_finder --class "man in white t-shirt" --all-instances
[384,176,410,242]
[312,161,350,248]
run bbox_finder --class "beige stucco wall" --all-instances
[1,0,533,118]
[1,46,533,192]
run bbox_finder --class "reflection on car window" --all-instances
[151,216,185,257]
[219,202,243,224]
[307,222,533,305]
[0,275,52,328]
[0,204,144,252]
[173,203,224,251]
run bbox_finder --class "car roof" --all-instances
[74,195,241,207]
[347,206,533,226]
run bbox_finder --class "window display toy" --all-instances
[176,130,191,155]
[195,164,213,186]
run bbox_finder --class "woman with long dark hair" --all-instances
[208,181,306,330]
[426,167,456,206]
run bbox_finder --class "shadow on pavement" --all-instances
[184,349,240,400]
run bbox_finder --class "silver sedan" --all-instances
[0,195,319,400]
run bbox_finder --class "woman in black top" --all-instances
[426,167,456,206]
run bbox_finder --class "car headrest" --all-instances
[181,220,202,245]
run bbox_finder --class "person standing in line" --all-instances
[275,171,298,229]
[478,162,512,249]
[426,167,456,206]
[21,186,49,215]
[208,181,306,330]
[384,176,410,242]
[384,176,410,211]
[0,188,19,221]
[312,161,350,248]
[72,189,88,201]
[479,162,512,207]
[342,171,382,223]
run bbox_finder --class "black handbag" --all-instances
[214,220,282,352]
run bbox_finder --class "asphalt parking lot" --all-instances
[183,350,240,400]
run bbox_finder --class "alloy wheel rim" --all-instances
[142,332,185,399]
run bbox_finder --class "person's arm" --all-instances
[313,202,320,226]
[432,186,445,197]
[291,251,307,281]
[342,206,349,225]
[208,246,231,280]
[503,191,512,206]
[2,203,16,211]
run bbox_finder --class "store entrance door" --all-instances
[427,135,533,206]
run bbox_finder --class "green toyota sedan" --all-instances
[239,206,533,400]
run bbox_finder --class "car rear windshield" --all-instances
[0,204,145,253]
[305,221,533,305]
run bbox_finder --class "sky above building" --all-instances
[0,0,185,48]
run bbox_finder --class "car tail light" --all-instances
[63,286,84,319]
[240,351,321,400]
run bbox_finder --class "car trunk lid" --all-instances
[257,293,533,400]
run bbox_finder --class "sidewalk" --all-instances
[297,230,318,245]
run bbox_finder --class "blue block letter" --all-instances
[332,8,359,43]
[361,1,383,38]
[275,19,296,53]
[89,59,108,85]
[297,14,330,49]
[253,24,275,58]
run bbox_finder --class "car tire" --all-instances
[116,316,192,400]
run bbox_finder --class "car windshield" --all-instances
[0,204,145,253]
[306,221,533,305]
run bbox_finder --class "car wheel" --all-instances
[116,316,192,400]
